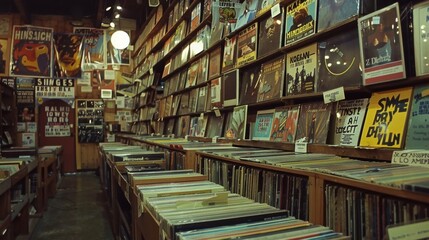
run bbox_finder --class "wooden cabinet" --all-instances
[0,157,42,240]
[0,178,11,240]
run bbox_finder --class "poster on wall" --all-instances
[53,33,84,78]
[0,38,8,75]
[10,25,53,78]
[15,78,35,123]
[22,132,36,147]
[35,78,75,105]
[0,76,15,88]
[73,27,106,71]
[0,16,11,36]
[44,104,71,137]
[106,30,130,65]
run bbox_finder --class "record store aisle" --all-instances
[31,173,114,240]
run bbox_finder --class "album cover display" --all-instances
[240,65,261,105]
[178,92,190,115]
[208,47,222,79]
[196,86,208,112]
[210,77,222,108]
[358,3,406,85]
[270,105,300,142]
[295,102,331,144]
[318,30,362,91]
[257,0,276,16]
[222,70,239,107]
[236,23,258,67]
[317,0,359,32]
[189,88,199,113]
[197,54,209,85]
[189,115,208,137]
[253,109,275,141]
[406,84,429,149]
[224,105,248,139]
[258,13,283,58]
[257,56,284,102]
[206,114,224,138]
[413,1,429,76]
[285,43,317,95]
[359,87,412,148]
[284,0,317,46]
[190,2,202,32]
[333,98,368,147]
[222,35,237,72]
[175,115,191,137]
[186,60,200,88]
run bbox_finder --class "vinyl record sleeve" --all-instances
[236,23,258,67]
[240,65,261,105]
[284,0,317,46]
[295,102,332,144]
[317,30,362,92]
[257,56,284,102]
[359,87,412,148]
[358,3,406,85]
[285,43,317,95]
[222,70,239,107]
[405,84,429,149]
[253,109,275,141]
[258,13,283,58]
[270,105,300,142]
[413,1,429,76]
[333,98,368,147]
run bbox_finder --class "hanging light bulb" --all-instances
[111,30,130,50]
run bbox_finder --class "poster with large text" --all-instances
[10,25,53,78]
[43,104,71,137]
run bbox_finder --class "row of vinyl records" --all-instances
[106,138,429,239]
[196,145,429,194]
[114,134,429,198]
[132,83,429,150]
[99,142,346,239]
[197,154,429,239]
[135,0,429,88]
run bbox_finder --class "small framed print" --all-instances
[101,89,113,99]
[0,38,8,75]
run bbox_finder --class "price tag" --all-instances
[391,150,429,167]
[214,108,221,117]
[295,142,308,153]
[323,86,345,104]
[185,135,189,140]
[387,220,429,240]
[271,3,281,18]
[199,113,204,119]
[212,136,218,143]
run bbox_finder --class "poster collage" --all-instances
[0,18,129,140]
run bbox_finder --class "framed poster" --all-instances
[10,25,54,78]
[0,38,8,75]
[358,3,406,85]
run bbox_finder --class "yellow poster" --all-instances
[359,87,412,148]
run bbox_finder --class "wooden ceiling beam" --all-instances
[13,0,30,23]
[95,0,105,27]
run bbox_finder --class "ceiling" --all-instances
[0,0,149,29]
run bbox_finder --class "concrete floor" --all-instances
[31,172,114,240]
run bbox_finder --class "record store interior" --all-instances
[1,0,429,239]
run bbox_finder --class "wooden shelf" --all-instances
[11,196,28,221]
